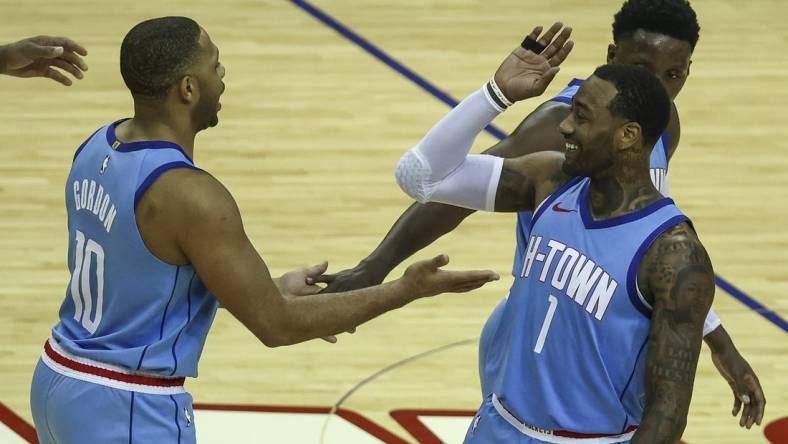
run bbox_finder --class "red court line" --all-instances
[193,403,409,443]
[0,402,37,443]
[390,409,475,443]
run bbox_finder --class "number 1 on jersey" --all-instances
[69,230,105,334]
[533,295,558,354]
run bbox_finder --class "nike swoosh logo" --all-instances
[552,203,576,213]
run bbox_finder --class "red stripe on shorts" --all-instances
[44,340,185,388]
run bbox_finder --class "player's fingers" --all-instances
[304,261,329,277]
[747,375,766,426]
[300,284,322,296]
[36,35,89,56]
[526,26,543,41]
[542,27,572,61]
[548,40,574,67]
[537,22,564,47]
[448,274,500,292]
[447,270,500,284]
[50,58,84,79]
[306,273,336,285]
[428,254,450,270]
[732,395,742,416]
[42,67,72,86]
[28,44,64,60]
[738,393,750,427]
[57,49,88,72]
[320,335,337,344]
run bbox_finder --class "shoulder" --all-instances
[139,167,241,233]
[639,221,714,304]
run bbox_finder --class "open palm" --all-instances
[494,23,574,102]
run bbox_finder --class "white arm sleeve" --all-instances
[703,307,722,337]
[395,85,505,211]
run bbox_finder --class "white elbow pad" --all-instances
[396,149,503,211]
[396,149,432,203]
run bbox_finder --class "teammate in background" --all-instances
[0,35,88,86]
[29,17,498,444]
[316,0,765,428]
[394,25,710,442]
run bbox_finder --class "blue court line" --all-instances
[288,0,507,140]
[715,276,788,332]
[289,0,788,334]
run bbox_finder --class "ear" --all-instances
[615,122,642,151]
[178,75,198,104]
[606,43,617,64]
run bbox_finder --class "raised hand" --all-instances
[400,254,499,298]
[0,35,88,86]
[493,23,573,103]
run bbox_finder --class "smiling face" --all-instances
[559,76,622,177]
[608,29,692,100]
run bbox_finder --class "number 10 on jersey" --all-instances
[69,230,105,334]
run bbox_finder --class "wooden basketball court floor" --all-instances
[0,0,786,442]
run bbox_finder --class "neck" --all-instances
[587,157,661,219]
[117,100,197,159]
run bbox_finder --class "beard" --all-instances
[192,95,220,131]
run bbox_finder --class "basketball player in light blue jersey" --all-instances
[316,0,764,429]
[28,17,500,444]
[395,27,713,442]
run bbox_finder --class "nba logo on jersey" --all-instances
[99,155,110,175]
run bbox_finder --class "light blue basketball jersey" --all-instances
[492,176,688,434]
[50,120,219,378]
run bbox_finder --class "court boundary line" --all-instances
[288,0,787,334]
[288,0,506,141]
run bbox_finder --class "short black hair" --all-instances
[120,17,202,99]
[612,0,700,51]
[592,64,671,147]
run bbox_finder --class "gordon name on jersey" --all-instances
[72,178,117,234]
[519,235,618,321]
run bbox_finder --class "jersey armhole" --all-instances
[626,215,690,318]
[134,161,201,208]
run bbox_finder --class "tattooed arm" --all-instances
[631,222,715,443]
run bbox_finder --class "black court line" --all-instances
[289,0,788,334]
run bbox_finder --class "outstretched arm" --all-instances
[632,222,715,443]
[148,168,499,347]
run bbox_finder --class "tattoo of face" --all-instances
[638,223,715,440]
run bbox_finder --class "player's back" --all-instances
[47,120,219,380]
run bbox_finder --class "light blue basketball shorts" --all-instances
[31,340,196,444]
